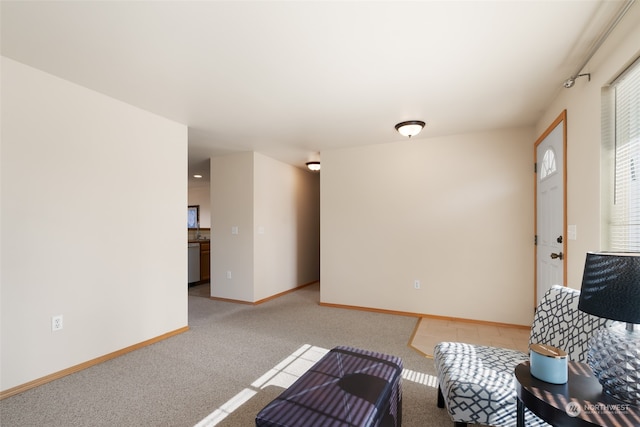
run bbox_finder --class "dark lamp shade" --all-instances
[578,252,640,324]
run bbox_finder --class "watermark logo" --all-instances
[565,402,581,417]
[565,402,631,417]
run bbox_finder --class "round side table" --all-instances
[514,361,640,427]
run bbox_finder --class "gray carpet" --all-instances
[0,283,454,426]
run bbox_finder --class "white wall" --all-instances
[535,2,640,289]
[210,152,320,302]
[0,57,188,392]
[321,127,535,325]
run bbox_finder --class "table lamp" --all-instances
[578,252,640,406]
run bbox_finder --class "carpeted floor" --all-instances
[1,282,455,426]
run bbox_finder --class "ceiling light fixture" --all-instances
[395,120,425,138]
[306,161,321,172]
[193,174,203,178]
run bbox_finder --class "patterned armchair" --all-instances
[433,285,616,427]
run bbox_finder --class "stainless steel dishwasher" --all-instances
[188,242,200,285]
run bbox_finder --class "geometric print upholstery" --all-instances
[528,286,617,363]
[433,342,545,426]
[433,285,617,427]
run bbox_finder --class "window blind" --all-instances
[609,58,640,251]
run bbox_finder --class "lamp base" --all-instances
[587,325,640,406]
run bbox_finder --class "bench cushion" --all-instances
[256,346,403,427]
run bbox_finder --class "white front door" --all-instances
[535,112,567,305]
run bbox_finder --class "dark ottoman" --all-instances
[256,346,403,427]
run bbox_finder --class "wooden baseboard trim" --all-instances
[319,302,529,329]
[319,302,421,318]
[209,280,320,305]
[0,326,189,400]
[418,313,530,329]
[253,280,319,305]
[208,296,255,305]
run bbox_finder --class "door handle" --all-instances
[550,252,563,260]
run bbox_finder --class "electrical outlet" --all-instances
[52,315,63,331]
[414,280,421,290]
[226,271,232,279]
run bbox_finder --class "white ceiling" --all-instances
[1,1,629,183]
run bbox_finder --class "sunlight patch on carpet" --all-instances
[193,388,257,427]
[252,344,329,390]
[193,344,437,426]
[402,368,438,387]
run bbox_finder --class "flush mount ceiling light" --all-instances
[395,120,425,138]
[306,161,321,172]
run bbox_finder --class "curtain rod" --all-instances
[564,0,636,88]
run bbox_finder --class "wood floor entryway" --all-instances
[410,317,530,357]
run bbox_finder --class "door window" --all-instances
[540,148,557,180]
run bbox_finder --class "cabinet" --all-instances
[199,241,210,283]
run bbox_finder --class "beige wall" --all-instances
[535,2,640,290]
[1,57,188,392]
[320,2,640,326]
[3,0,637,393]
[254,153,320,300]
[210,152,320,302]
[210,152,255,301]
[321,127,536,325]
